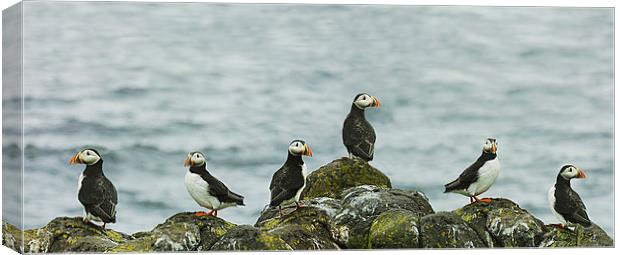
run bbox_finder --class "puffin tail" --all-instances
[444,179,459,193]
[229,191,245,206]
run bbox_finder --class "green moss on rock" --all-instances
[332,185,434,249]
[539,224,613,247]
[419,212,486,248]
[210,225,292,250]
[454,198,545,247]
[369,209,420,248]
[301,157,391,200]
[2,221,23,253]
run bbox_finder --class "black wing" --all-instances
[343,116,376,161]
[269,164,304,207]
[554,188,591,227]
[78,176,118,223]
[444,159,485,193]
[202,173,245,205]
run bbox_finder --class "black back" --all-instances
[189,164,245,205]
[78,159,118,223]
[269,151,305,207]
[342,104,376,161]
[444,151,496,192]
[553,172,591,227]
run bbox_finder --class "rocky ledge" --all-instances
[2,158,613,252]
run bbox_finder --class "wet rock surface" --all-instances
[2,160,613,252]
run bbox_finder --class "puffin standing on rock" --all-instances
[69,148,118,229]
[444,138,500,204]
[184,151,245,217]
[548,165,591,230]
[342,93,380,161]
[269,140,313,217]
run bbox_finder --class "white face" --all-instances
[482,139,497,153]
[353,94,375,109]
[560,165,582,180]
[79,149,101,165]
[288,141,305,155]
[191,152,206,167]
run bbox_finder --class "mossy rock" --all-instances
[419,212,486,248]
[2,221,23,253]
[255,201,341,249]
[454,198,545,247]
[539,224,613,247]
[255,197,342,228]
[15,217,131,253]
[210,225,292,250]
[332,185,434,249]
[301,157,392,200]
[369,209,420,248]
[110,212,236,252]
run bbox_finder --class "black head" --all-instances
[558,164,586,180]
[69,148,102,166]
[482,138,497,154]
[352,93,380,109]
[184,151,207,167]
[288,140,313,157]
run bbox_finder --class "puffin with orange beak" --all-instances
[184,151,245,217]
[444,138,500,204]
[69,148,118,229]
[548,165,591,230]
[343,93,380,161]
[268,140,313,217]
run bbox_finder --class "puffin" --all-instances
[184,151,244,217]
[269,140,313,217]
[342,93,380,161]
[444,138,500,204]
[69,148,118,229]
[547,165,591,229]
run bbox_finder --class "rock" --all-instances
[255,198,341,250]
[210,225,292,250]
[2,221,23,253]
[369,209,421,248]
[419,212,486,248]
[301,157,391,200]
[17,217,130,253]
[110,212,236,252]
[454,198,545,247]
[539,224,613,247]
[332,185,434,249]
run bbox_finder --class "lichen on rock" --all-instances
[368,209,421,248]
[301,157,392,200]
[332,185,434,249]
[539,224,613,247]
[210,225,292,250]
[454,198,545,247]
[419,212,486,248]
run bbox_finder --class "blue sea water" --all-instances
[6,2,614,235]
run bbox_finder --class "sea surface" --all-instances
[5,2,614,235]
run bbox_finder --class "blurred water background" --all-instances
[5,2,613,235]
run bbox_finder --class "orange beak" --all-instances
[576,169,587,179]
[304,144,313,157]
[183,155,192,167]
[69,152,81,165]
[491,143,497,154]
[371,96,380,108]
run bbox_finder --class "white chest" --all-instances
[547,186,567,225]
[77,172,85,197]
[467,158,500,196]
[185,171,218,209]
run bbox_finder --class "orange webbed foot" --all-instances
[195,211,207,217]
[478,198,492,203]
